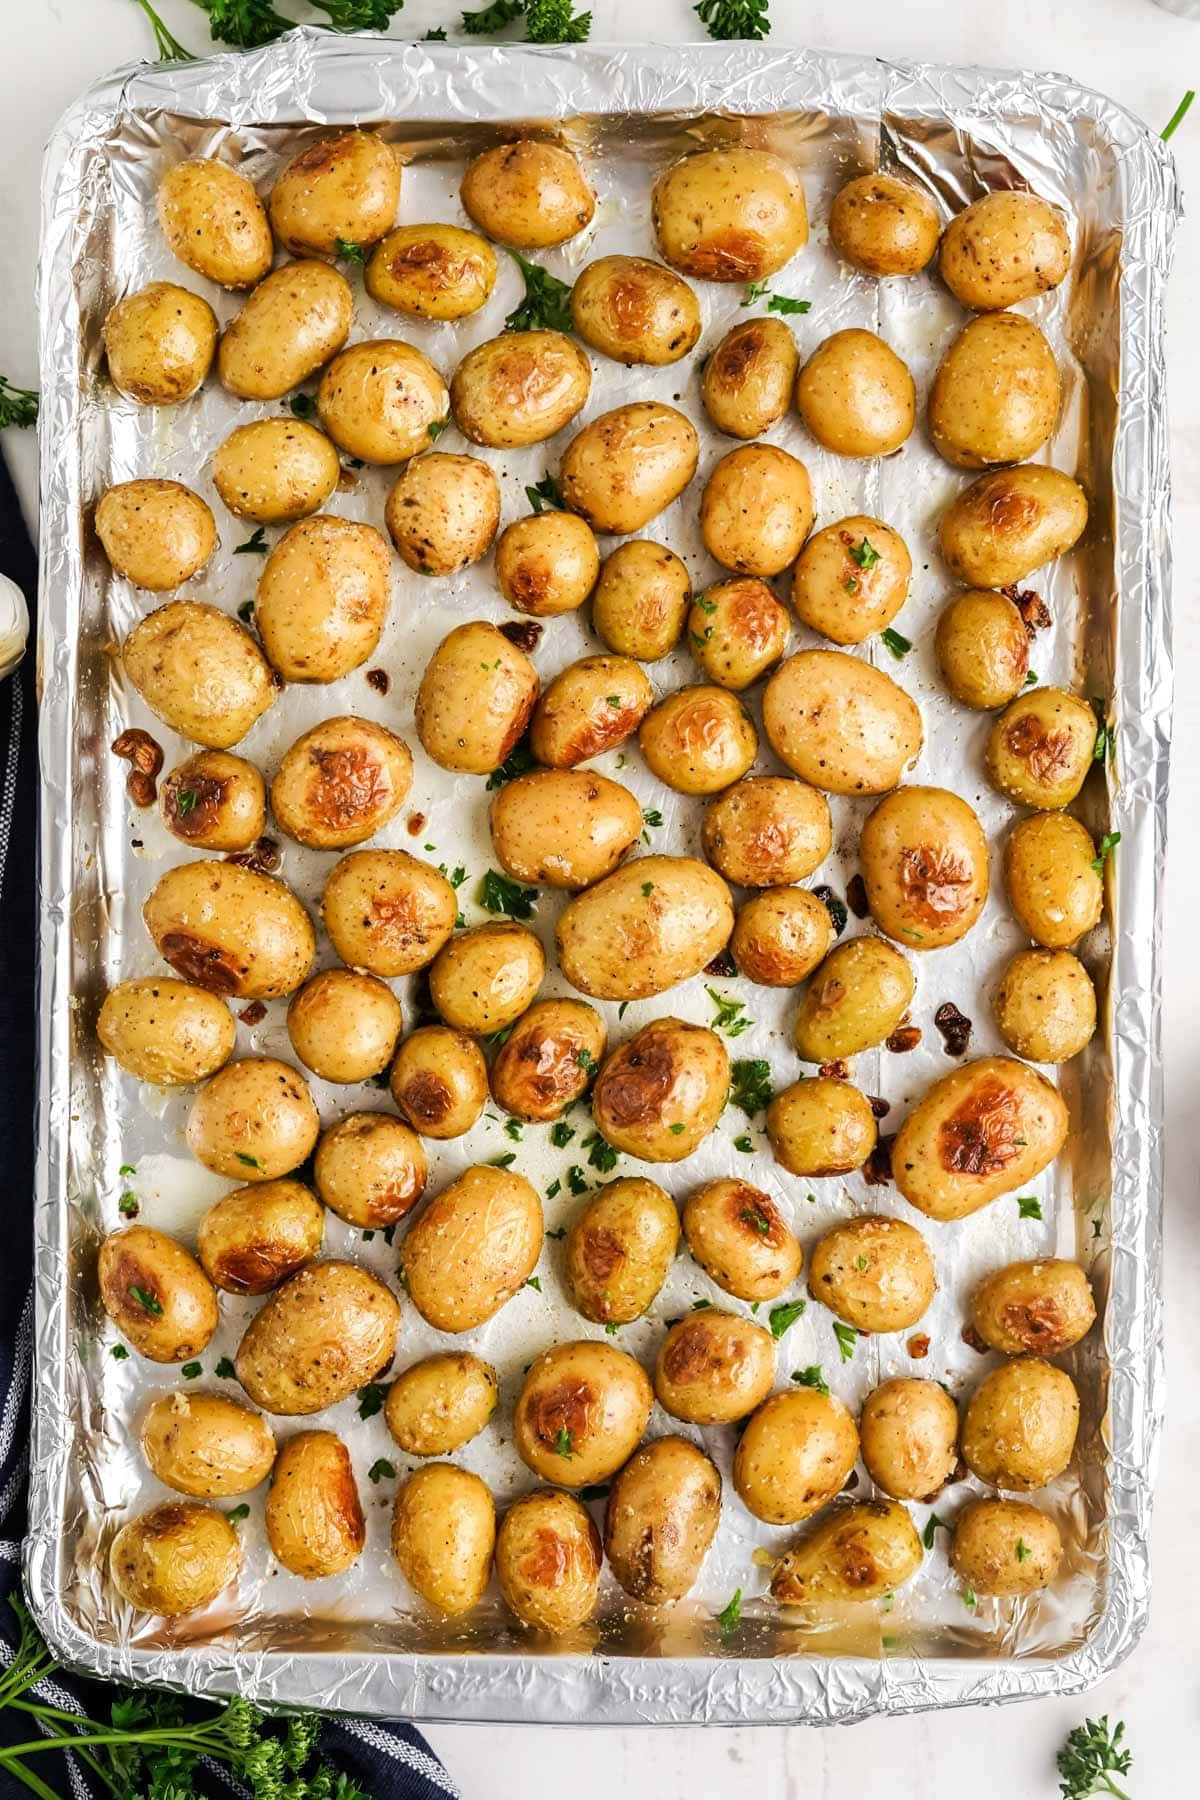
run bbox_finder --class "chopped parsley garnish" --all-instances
[833,1320,859,1361]
[567,1165,588,1194]
[740,1205,771,1235]
[506,251,574,334]
[1091,831,1121,874]
[129,1286,162,1316]
[768,1299,806,1340]
[1017,1194,1043,1220]
[226,1503,250,1525]
[368,1459,396,1483]
[1016,1538,1031,1563]
[118,1193,139,1218]
[850,537,882,570]
[504,1117,524,1141]
[707,986,752,1038]
[478,869,539,919]
[486,738,538,790]
[733,1135,753,1153]
[489,1152,517,1169]
[550,1120,576,1149]
[881,626,912,659]
[235,1152,262,1170]
[334,237,367,265]
[181,1362,202,1380]
[288,392,317,420]
[922,1513,949,1550]
[583,1132,618,1172]
[729,1057,773,1117]
[216,1357,236,1380]
[233,530,268,558]
[524,472,566,513]
[110,1344,129,1361]
[716,1587,743,1639]
[356,1382,387,1419]
[554,1427,574,1459]
[791,1365,829,1396]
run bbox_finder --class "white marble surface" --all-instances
[4,1,1198,1793]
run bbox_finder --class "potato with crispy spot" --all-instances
[702,316,798,439]
[604,1437,721,1604]
[266,1431,365,1579]
[187,1058,319,1182]
[98,977,235,1086]
[158,158,271,289]
[144,861,314,999]
[385,1353,498,1457]
[1004,813,1104,949]
[571,255,701,365]
[111,1502,240,1616]
[530,654,652,769]
[970,1259,1096,1357]
[793,936,914,1062]
[557,855,733,1001]
[592,1017,729,1162]
[392,1464,495,1616]
[939,464,1088,588]
[271,716,411,851]
[861,785,989,950]
[702,775,830,887]
[993,948,1097,1063]
[253,515,391,684]
[700,444,814,578]
[490,998,606,1121]
[688,577,790,690]
[929,312,1060,469]
[639,686,757,796]
[892,1055,1069,1221]
[791,517,911,646]
[561,403,699,535]
[321,849,457,977]
[496,1488,601,1634]
[417,621,539,776]
[767,1078,877,1176]
[141,1391,276,1498]
[400,1164,542,1333]
[367,223,497,319]
[935,588,1030,709]
[771,1498,923,1606]
[734,1386,859,1525]
[97,481,216,592]
[859,1378,959,1502]
[763,650,922,796]
[218,261,353,400]
[491,770,642,890]
[235,1260,400,1415]
[314,1113,427,1229]
[940,191,1070,312]
[429,922,544,1037]
[125,601,278,749]
[212,419,340,524]
[461,140,594,248]
[962,1358,1080,1491]
[591,539,691,660]
[317,340,448,465]
[985,686,1097,809]
[451,330,590,448]
[389,1025,488,1139]
[269,132,400,257]
[951,1497,1063,1595]
[654,1312,775,1426]
[564,1177,679,1324]
[104,282,217,404]
[809,1215,935,1333]
[385,453,500,577]
[829,173,940,276]
[496,511,600,617]
[682,1179,802,1302]
[160,750,266,853]
[652,146,808,282]
[796,330,915,458]
[287,970,403,1084]
[515,1341,653,1488]
[197,1180,324,1296]
[99,1226,218,1363]
[731,887,833,987]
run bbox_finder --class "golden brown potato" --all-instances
[929,313,1060,470]
[491,769,642,891]
[792,936,914,1062]
[385,1353,499,1457]
[450,330,590,449]
[490,998,607,1121]
[652,146,808,282]
[809,1215,935,1332]
[993,948,1097,1063]
[187,1057,320,1182]
[111,1501,240,1615]
[269,132,400,256]
[158,158,272,289]
[160,750,266,852]
[940,190,1071,312]
[392,1464,495,1616]
[639,686,757,796]
[400,1164,542,1332]
[124,600,278,749]
[321,849,457,977]
[591,539,691,660]
[563,1177,679,1323]
[828,173,940,277]
[571,255,701,365]
[98,977,235,1086]
[461,139,594,248]
[197,1180,324,1295]
[771,1498,923,1606]
[416,621,539,776]
[212,419,341,524]
[702,775,831,887]
[939,465,1088,588]
[859,1378,959,1502]
[763,650,922,796]
[96,480,216,592]
[99,1226,218,1363]
[367,223,497,319]
[970,1258,1097,1357]
[791,517,911,646]
[287,969,403,1084]
[687,576,789,690]
[604,1436,721,1603]
[561,403,700,536]
[514,1341,653,1488]
[654,1312,775,1426]
[253,515,391,684]
[495,1488,601,1634]
[700,444,814,579]
[796,330,915,458]
[733,1387,859,1525]
[385,452,500,577]
[144,860,314,998]
[317,340,448,465]
[271,716,412,850]
[962,1358,1080,1491]
[104,282,217,404]
[266,1430,365,1578]
[592,1017,729,1161]
[429,922,544,1036]
[730,887,834,987]
[314,1112,427,1229]
[1004,813,1104,949]
[766,1078,877,1176]
[701,316,799,439]
[935,589,1031,709]
[861,785,989,950]
[389,1025,488,1139]
[530,654,652,769]
[985,687,1097,810]
[235,1260,400,1415]
[682,1179,802,1302]
[141,1391,276,1498]
[495,511,600,617]
[951,1497,1064,1596]
[218,261,353,400]
[892,1055,1069,1221]
[557,855,734,1001]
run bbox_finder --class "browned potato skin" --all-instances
[321,849,457,977]
[809,1215,935,1332]
[557,856,734,1002]
[491,998,606,1122]
[571,255,701,365]
[530,655,652,769]
[197,1180,325,1295]
[702,316,798,439]
[104,282,217,404]
[993,948,1097,1063]
[514,1341,653,1488]
[791,517,911,646]
[496,512,600,618]
[186,1058,320,1182]
[160,751,266,853]
[317,340,448,466]
[828,174,940,277]
[564,1177,679,1323]
[429,922,545,1037]
[592,1017,730,1162]
[702,776,831,887]
[951,1498,1063,1596]
[700,445,814,579]
[892,1055,1069,1221]
[985,687,1097,809]
[639,686,757,796]
[604,1437,721,1603]
[796,330,915,458]
[767,1078,877,1177]
[591,539,690,660]
[939,465,1088,588]
[235,1260,400,1416]
[859,1378,959,1501]
[731,887,833,987]
[385,1353,498,1457]
[495,1489,601,1634]
[212,419,340,525]
[682,1179,802,1302]
[970,1259,1097,1357]
[1004,813,1103,949]
[400,1164,542,1333]
[99,1226,218,1363]
[141,1391,276,1498]
[861,785,989,950]
[763,650,923,796]
[271,716,412,850]
[144,861,314,999]
[391,1464,496,1616]
[940,191,1071,312]
[390,1025,488,1140]
[367,223,497,319]
[97,481,216,592]
[961,1357,1080,1491]
[97,977,235,1085]
[461,140,594,249]
[450,330,590,449]
[416,622,539,776]
[158,159,272,289]
[654,1312,775,1426]
[770,1498,923,1605]
[125,601,278,751]
[652,146,808,282]
[217,261,353,400]
[254,515,391,684]
[688,577,790,690]
[733,1387,859,1525]
[269,133,400,257]
[266,1431,365,1578]
[792,936,914,1062]
[385,453,500,577]
[314,1112,427,1228]
[111,1502,240,1615]
[287,969,403,1084]
[491,770,642,890]
[561,403,700,536]
[929,313,1060,470]
[935,589,1030,709]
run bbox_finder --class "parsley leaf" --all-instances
[1056,1716,1132,1800]
[233,528,268,556]
[486,736,539,789]
[368,1458,396,1483]
[707,985,753,1038]
[791,1365,829,1396]
[881,626,912,659]
[181,1361,202,1380]
[583,1131,618,1172]
[729,1058,773,1117]
[478,868,539,919]
[216,1357,236,1379]
[1017,1194,1043,1220]
[833,1320,859,1361]
[922,1512,949,1550]
[506,251,574,334]
[129,1285,162,1316]
[335,236,367,265]
[768,1299,806,1340]
[696,0,769,39]
[550,1120,576,1149]
[525,472,565,514]
[850,537,882,570]
[1091,831,1121,874]
[716,1587,743,1638]
[554,1426,574,1458]
[357,1382,387,1419]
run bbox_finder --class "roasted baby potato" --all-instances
[763,650,923,796]
[891,1055,1069,1221]
[929,313,1060,469]
[157,158,272,289]
[687,576,789,690]
[385,1352,499,1457]
[791,517,911,646]
[491,769,642,890]
[429,921,544,1036]
[125,600,278,749]
[104,281,217,404]
[385,452,500,577]
[450,330,590,448]
[571,255,701,365]
[389,1025,488,1139]
[197,1179,324,1295]
[271,715,412,850]
[287,969,403,1084]
[682,1178,802,1303]
[314,1112,427,1228]
[604,1436,721,1604]
[961,1357,1080,1491]
[969,1258,1096,1357]
[730,886,834,987]
[639,686,757,796]
[98,977,235,1085]
[702,775,831,887]
[652,146,808,282]
[950,1497,1064,1596]
[859,1378,959,1502]
[654,1311,775,1425]
[461,139,594,248]
[235,1260,400,1415]
[563,1176,679,1323]
[860,785,989,949]
[935,588,1030,709]
[795,329,915,458]
[701,316,798,440]
[733,1386,859,1525]
[495,511,600,617]
[322,849,457,977]
[212,418,340,524]
[557,855,734,1001]
[592,1016,729,1161]
[269,131,400,257]
[993,948,1097,1063]
[591,538,691,660]
[400,1164,542,1332]
[514,1341,653,1488]
[495,1488,601,1634]
[940,190,1071,312]
[317,340,448,465]
[416,621,539,776]
[253,515,391,684]
[160,750,266,852]
[561,402,699,536]
[939,464,1088,588]
[392,1464,495,1616]
[141,1390,276,1498]
[96,479,216,591]
[808,1215,936,1332]
[266,1430,365,1578]
[529,654,652,769]
[984,686,1097,809]
[144,860,314,999]
[828,173,940,277]
[766,1078,877,1176]
[770,1498,923,1606]
[1004,812,1104,948]
[792,935,914,1062]
[366,223,497,319]
[186,1057,319,1182]
[700,444,814,578]
[111,1501,240,1616]
[99,1225,218,1363]
[218,261,352,400]
[490,998,607,1121]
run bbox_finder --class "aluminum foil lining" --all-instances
[28,32,1179,1725]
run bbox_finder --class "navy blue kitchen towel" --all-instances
[0,448,461,1799]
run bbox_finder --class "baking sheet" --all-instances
[26,33,1178,1724]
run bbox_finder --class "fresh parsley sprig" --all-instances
[191,0,295,50]
[695,0,770,40]
[131,0,195,58]
[0,378,38,431]
[506,251,575,334]
[1057,1715,1132,1800]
